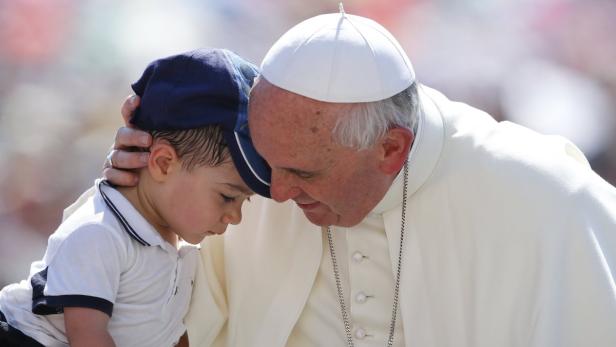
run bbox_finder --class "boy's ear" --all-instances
[148,140,180,182]
[377,127,414,175]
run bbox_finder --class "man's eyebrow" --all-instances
[283,167,317,177]
[224,183,253,195]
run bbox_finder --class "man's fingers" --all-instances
[114,126,152,149]
[103,95,147,188]
[102,167,140,187]
[109,149,149,169]
[121,94,141,126]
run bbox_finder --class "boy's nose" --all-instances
[222,207,242,225]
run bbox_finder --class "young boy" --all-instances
[0,48,271,347]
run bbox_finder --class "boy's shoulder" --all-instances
[26,183,136,284]
[55,179,171,253]
[49,183,133,256]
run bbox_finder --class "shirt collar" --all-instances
[370,84,445,215]
[371,164,405,215]
[96,179,165,248]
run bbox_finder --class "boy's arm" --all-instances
[65,307,116,347]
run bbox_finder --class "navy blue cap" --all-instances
[130,48,271,198]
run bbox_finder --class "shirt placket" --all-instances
[346,213,396,346]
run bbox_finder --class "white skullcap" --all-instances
[260,8,416,103]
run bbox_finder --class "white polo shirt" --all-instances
[0,179,198,347]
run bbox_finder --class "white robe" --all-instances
[185,85,616,347]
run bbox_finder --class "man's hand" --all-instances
[64,307,116,347]
[103,95,152,186]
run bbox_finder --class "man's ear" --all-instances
[148,140,180,182]
[378,127,414,175]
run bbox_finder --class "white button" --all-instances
[355,291,368,304]
[354,327,367,339]
[352,251,365,263]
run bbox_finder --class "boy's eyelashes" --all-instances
[220,194,237,203]
[220,193,251,203]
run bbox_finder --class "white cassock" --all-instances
[185,85,616,347]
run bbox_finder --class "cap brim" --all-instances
[223,126,271,198]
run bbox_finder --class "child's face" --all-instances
[156,160,253,244]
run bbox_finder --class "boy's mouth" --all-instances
[205,229,225,236]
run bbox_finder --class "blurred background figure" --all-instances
[1,0,615,287]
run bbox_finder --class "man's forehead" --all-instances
[251,87,340,128]
[248,79,342,160]
[249,110,336,162]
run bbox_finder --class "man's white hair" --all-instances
[332,83,420,150]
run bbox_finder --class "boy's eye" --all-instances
[220,194,236,203]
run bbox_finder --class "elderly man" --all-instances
[104,9,616,347]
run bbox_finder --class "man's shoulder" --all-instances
[470,121,591,182]
[430,94,589,180]
[421,89,605,204]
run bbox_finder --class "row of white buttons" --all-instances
[352,251,370,340]
[354,327,367,339]
[355,291,368,303]
[352,251,365,263]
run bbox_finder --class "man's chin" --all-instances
[302,210,339,227]
[303,209,368,228]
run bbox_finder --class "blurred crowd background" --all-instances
[1,0,615,287]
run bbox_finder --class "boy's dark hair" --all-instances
[150,125,229,171]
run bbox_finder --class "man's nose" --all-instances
[270,170,301,202]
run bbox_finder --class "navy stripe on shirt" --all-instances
[30,268,114,317]
[98,180,150,246]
